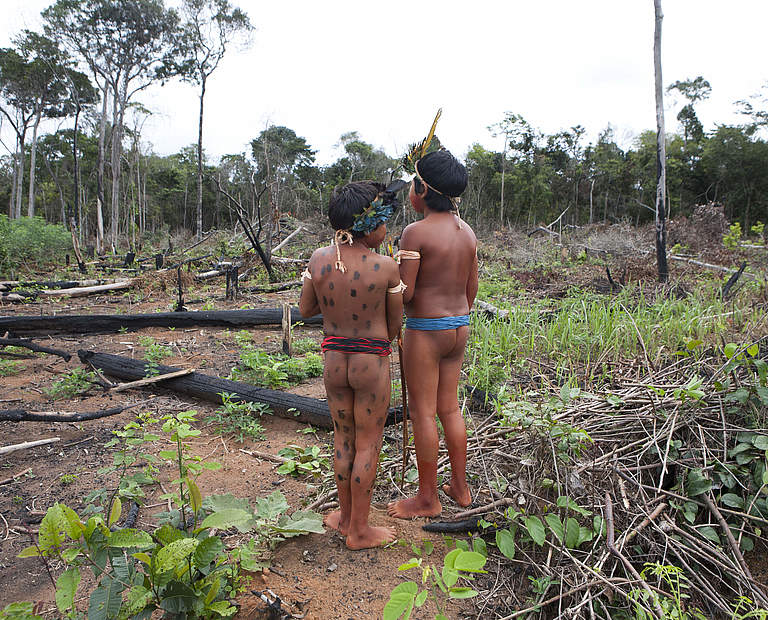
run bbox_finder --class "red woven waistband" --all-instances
[321,336,392,356]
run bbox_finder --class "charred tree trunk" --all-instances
[0,308,321,337]
[78,351,403,430]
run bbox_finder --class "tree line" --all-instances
[1,0,767,255]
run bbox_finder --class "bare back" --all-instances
[399,212,478,318]
[300,244,400,340]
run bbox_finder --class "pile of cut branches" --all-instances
[380,344,768,618]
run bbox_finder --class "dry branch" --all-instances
[0,337,72,361]
[0,437,60,456]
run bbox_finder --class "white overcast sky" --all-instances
[2,0,767,165]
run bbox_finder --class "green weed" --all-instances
[0,360,25,377]
[43,368,97,400]
[204,392,269,442]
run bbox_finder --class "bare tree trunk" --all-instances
[109,81,124,251]
[96,84,108,254]
[72,101,81,233]
[500,140,507,227]
[14,126,26,219]
[589,178,595,224]
[27,109,43,217]
[196,77,206,240]
[653,0,669,282]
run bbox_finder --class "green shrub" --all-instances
[0,216,72,273]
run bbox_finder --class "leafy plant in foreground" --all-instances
[276,445,329,478]
[383,540,488,620]
[43,368,97,400]
[204,392,269,442]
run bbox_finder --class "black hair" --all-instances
[413,150,468,212]
[328,181,384,236]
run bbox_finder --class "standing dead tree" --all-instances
[654,0,669,282]
[214,176,275,282]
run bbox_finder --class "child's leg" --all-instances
[347,355,396,549]
[436,326,471,507]
[323,352,354,535]
[388,329,444,519]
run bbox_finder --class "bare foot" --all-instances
[387,496,442,519]
[346,525,396,550]
[442,482,472,507]
[323,510,349,535]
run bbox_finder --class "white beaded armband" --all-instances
[387,280,407,294]
[301,268,312,280]
[395,250,421,264]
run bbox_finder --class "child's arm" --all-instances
[298,258,320,318]
[385,260,404,342]
[466,247,478,310]
[397,225,421,305]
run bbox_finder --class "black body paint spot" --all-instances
[355,476,361,484]
[370,393,376,403]
[321,265,327,275]
[336,450,342,459]
[368,283,375,292]
[338,410,345,419]
[366,321,371,329]
[326,263,332,273]
[373,263,380,271]
[351,289,356,297]
[338,474,343,481]
[361,255,367,261]
[353,271,360,280]
[343,425,350,433]
[362,304,367,310]
[366,408,372,416]
[334,420,339,430]
[322,296,328,306]
[352,314,358,321]
[329,298,335,307]
[329,282,334,290]
[343,440,350,451]
[364,463,371,471]
[332,322,338,329]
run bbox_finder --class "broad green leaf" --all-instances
[545,514,564,543]
[592,515,606,537]
[455,539,469,551]
[158,450,177,460]
[721,493,745,510]
[274,510,325,535]
[443,548,462,569]
[442,566,459,587]
[55,567,81,613]
[495,528,515,559]
[577,526,594,546]
[422,540,434,556]
[200,508,254,531]
[565,517,580,549]
[753,435,768,451]
[193,536,224,570]
[454,551,487,573]
[383,581,418,620]
[414,589,428,607]
[757,387,768,407]
[204,578,222,605]
[398,559,421,571]
[203,493,251,513]
[686,339,703,351]
[686,469,712,497]
[87,576,123,620]
[556,496,591,517]
[187,479,202,514]
[108,497,122,527]
[60,505,84,540]
[698,526,721,545]
[17,545,41,558]
[156,538,199,571]
[740,535,755,552]
[524,516,546,546]
[108,529,153,549]
[254,491,290,520]
[133,552,151,565]
[448,587,479,599]
[123,584,153,616]
[207,600,237,617]
[747,343,759,357]
[724,343,738,359]
[472,537,487,557]
[155,523,185,546]
[62,548,81,563]
[159,580,197,613]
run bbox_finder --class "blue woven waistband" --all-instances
[406,315,471,331]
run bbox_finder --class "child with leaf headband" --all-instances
[298,180,405,549]
[388,112,478,519]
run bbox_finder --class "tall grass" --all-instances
[466,282,762,392]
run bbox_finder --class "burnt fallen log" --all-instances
[78,350,402,430]
[0,337,72,361]
[0,399,150,423]
[0,308,322,337]
[0,279,112,292]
